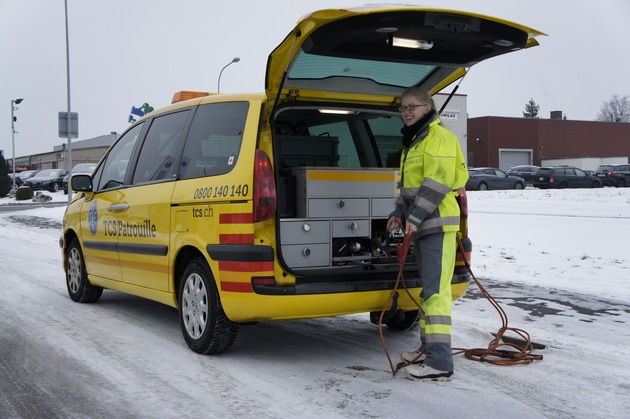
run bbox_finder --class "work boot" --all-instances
[404,363,453,382]
[400,348,426,364]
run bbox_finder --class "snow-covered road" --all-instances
[1,188,629,418]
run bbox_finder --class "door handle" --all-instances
[107,203,129,211]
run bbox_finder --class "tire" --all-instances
[385,310,419,330]
[616,179,626,188]
[593,181,602,188]
[514,182,524,190]
[478,182,488,191]
[66,239,103,303]
[52,182,59,193]
[559,181,568,189]
[179,257,239,354]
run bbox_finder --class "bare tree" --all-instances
[523,98,540,118]
[597,94,630,122]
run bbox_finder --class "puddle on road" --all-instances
[463,279,630,322]
[7,215,62,230]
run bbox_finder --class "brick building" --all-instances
[467,115,630,170]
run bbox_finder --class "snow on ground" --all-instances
[0,187,629,418]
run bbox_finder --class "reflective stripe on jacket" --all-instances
[391,117,468,236]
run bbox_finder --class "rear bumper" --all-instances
[252,269,471,296]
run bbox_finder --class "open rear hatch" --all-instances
[264,6,543,282]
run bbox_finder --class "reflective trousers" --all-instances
[413,231,456,372]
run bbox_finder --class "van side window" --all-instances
[180,102,249,179]
[94,122,144,191]
[132,110,190,185]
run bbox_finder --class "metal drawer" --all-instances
[308,198,369,218]
[280,220,329,244]
[332,219,370,238]
[371,197,395,217]
[281,243,330,268]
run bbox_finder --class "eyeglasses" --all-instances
[398,104,427,112]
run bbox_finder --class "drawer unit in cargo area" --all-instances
[279,167,399,270]
[292,167,398,219]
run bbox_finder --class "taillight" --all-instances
[549,175,555,183]
[610,171,617,176]
[456,188,468,237]
[457,188,468,217]
[253,150,277,222]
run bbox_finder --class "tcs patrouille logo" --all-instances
[88,200,98,235]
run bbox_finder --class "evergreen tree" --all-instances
[523,98,540,118]
[0,154,12,197]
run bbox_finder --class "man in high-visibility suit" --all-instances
[387,87,468,382]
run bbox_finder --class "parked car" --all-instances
[533,166,602,189]
[594,164,630,187]
[23,169,68,192]
[16,169,40,183]
[61,6,542,355]
[8,173,23,187]
[63,163,98,194]
[506,165,540,185]
[466,167,525,191]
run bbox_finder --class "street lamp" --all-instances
[217,57,240,93]
[10,98,24,191]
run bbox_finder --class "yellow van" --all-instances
[61,6,543,354]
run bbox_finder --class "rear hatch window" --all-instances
[266,7,544,102]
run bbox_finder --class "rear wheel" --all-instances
[559,181,568,189]
[66,239,103,303]
[179,257,239,354]
[478,182,488,191]
[514,182,524,190]
[616,179,626,188]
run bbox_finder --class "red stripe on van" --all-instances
[219,261,274,272]
[219,234,254,244]
[220,281,253,293]
[220,213,253,224]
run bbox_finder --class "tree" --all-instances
[0,154,12,197]
[523,98,540,119]
[596,94,630,122]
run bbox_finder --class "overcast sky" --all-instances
[1,0,629,158]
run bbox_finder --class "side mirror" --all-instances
[70,174,93,192]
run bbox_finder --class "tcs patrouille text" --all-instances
[103,220,157,237]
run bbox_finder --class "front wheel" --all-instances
[66,239,103,303]
[179,257,239,354]
[514,182,524,190]
[52,182,59,192]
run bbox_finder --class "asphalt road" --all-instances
[1,204,629,418]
